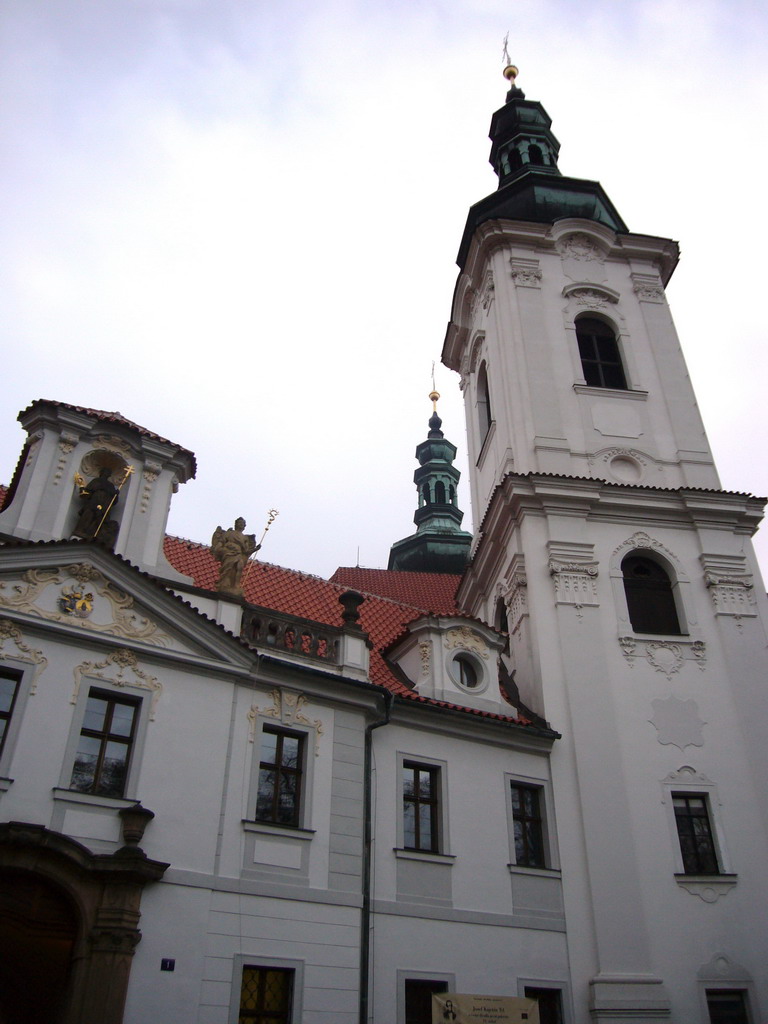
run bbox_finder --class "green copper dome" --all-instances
[456,68,627,268]
[388,395,472,574]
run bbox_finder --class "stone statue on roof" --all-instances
[211,517,259,597]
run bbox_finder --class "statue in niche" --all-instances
[211,517,259,596]
[73,466,120,547]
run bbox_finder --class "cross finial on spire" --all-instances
[502,32,511,67]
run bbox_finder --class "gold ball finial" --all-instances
[503,64,519,83]
[429,389,440,412]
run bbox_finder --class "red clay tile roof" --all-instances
[163,536,530,727]
[329,567,460,613]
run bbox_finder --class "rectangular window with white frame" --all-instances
[56,679,151,807]
[397,755,449,855]
[673,793,720,875]
[506,774,557,870]
[0,663,33,789]
[254,726,306,828]
[661,769,735,884]
[403,761,440,852]
[70,689,140,798]
[0,667,21,761]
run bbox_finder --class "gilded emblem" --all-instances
[59,586,94,618]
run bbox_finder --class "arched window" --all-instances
[422,483,430,506]
[528,144,544,166]
[622,554,682,634]
[434,481,446,504]
[576,317,627,389]
[477,363,492,443]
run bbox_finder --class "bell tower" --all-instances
[443,67,768,1024]
[388,392,472,574]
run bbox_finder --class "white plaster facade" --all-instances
[443,209,768,1021]
[1,79,767,1024]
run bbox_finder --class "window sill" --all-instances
[52,787,136,810]
[242,820,315,841]
[394,847,455,865]
[674,873,737,903]
[476,420,496,468]
[573,384,648,401]
[507,863,561,878]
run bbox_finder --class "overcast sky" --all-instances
[2,0,767,581]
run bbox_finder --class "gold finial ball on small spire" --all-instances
[503,64,519,84]
[429,389,440,412]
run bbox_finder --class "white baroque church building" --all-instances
[0,66,766,1024]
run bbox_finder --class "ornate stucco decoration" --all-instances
[0,564,170,646]
[591,446,651,485]
[504,569,528,635]
[72,648,162,719]
[631,274,665,303]
[704,571,756,620]
[443,626,489,659]
[618,636,636,662]
[555,232,605,263]
[549,559,599,615]
[661,767,737,902]
[697,953,752,984]
[509,258,542,288]
[24,434,42,469]
[562,282,620,309]
[481,270,495,310]
[58,586,94,618]
[91,435,135,458]
[79,446,129,481]
[53,431,80,486]
[677,877,736,903]
[611,531,677,564]
[646,641,684,677]
[467,334,486,375]
[619,636,705,675]
[140,460,161,514]
[0,618,48,694]
[247,687,324,754]
[649,696,705,749]
[419,642,431,676]
[633,284,665,302]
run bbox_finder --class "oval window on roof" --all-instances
[450,652,481,690]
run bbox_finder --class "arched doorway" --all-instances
[0,870,78,1022]
[0,820,168,1024]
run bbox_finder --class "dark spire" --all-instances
[456,65,627,268]
[388,392,472,574]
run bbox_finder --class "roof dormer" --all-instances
[387,615,510,715]
[0,400,195,584]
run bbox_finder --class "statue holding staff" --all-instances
[211,517,259,596]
